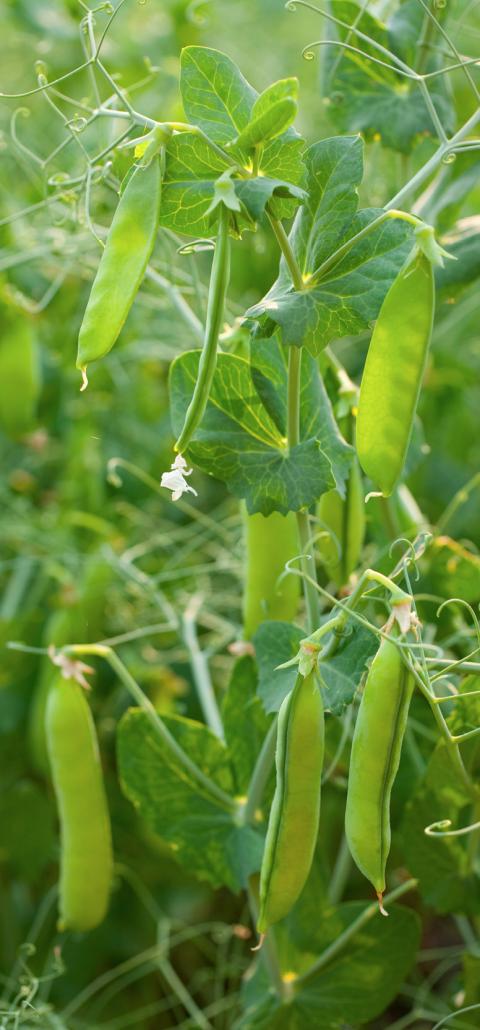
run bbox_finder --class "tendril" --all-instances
[425,818,480,837]
[389,537,421,582]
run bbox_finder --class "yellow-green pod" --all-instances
[46,675,113,931]
[345,637,413,904]
[242,506,300,639]
[77,157,162,375]
[356,248,434,497]
[0,312,40,439]
[257,671,324,933]
[317,457,365,586]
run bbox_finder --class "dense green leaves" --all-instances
[238,902,420,1028]
[117,709,263,891]
[321,0,454,153]
[170,350,332,514]
[254,620,377,715]
[248,137,412,352]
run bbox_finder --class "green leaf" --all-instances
[222,656,271,795]
[180,46,305,218]
[436,225,480,300]
[169,349,335,515]
[233,79,298,150]
[181,46,257,146]
[238,902,420,1028]
[160,133,304,237]
[247,138,412,353]
[322,1,454,154]
[117,709,263,890]
[254,620,377,715]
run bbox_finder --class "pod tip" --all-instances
[79,366,88,392]
[251,932,266,952]
[377,892,388,917]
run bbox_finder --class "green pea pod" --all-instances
[345,636,413,905]
[174,203,230,455]
[356,248,434,497]
[0,311,40,439]
[242,505,300,639]
[46,674,113,931]
[76,157,162,375]
[257,670,324,933]
[317,456,365,586]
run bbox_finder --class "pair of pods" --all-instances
[46,675,113,932]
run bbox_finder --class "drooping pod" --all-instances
[356,248,434,497]
[257,670,324,934]
[46,674,113,931]
[317,456,365,587]
[76,154,163,377]
[345,636,413,906]
[242,505,300,639]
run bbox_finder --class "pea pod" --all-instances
[345,636,413,904]
[0,309,40,439]
[317,456,365,586]
[242,505,300,639]
[257,670,324,933]
[46,674,113,931]
[356,248,434,497]
[76,156,162,376]
[174,203,230,455]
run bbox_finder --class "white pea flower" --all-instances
[160,454,198,501]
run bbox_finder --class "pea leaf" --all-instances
[160,132,305,237]
[222,656,271,795]
[254,620,377,715]
[238,902,420,1028]
[169,349,335,515]
[322,1,454,154]
[247,137,412,354]
[232,78,299,150]
[117,709,263,891]
[180,46,305,216]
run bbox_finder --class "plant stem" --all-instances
[66,644,236,813]
[267,213,304,291]
[295,878,418,986]
[296,510,321,633]
[328,832,352,905]
[182,598,225,742]
[387,107,480,210]
[310,209,422,284]
[242,718,277,825]
[436,471,480,534]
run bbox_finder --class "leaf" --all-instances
[169,350,335,515]
[322,1,454,154]
[254,620,377,715]
[237,902,420,1028]
[180,46,305,218]
[436,223,480,300]
[233,78,298,150]
[117,709,263,890]
[222,656,271,795]
[181,46,257,146]
[247,138,412,353]
[250,338,353,496]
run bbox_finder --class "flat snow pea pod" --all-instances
[76,157,162,376]
[345,636,413,906]
[317,456,365,587]
[356,248,434,497]
[242,505,300,639]
[46,674,113,931]
[257,670,324,934]
[174,203,230,455]
[0,310,40,439]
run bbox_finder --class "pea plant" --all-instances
[2,0,480,1026]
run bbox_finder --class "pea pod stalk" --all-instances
[174,203,230,455]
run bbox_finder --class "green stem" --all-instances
[296,878,418,986]
[387,107,480,209]
[242,719,277,825]
[328,833,352,905]
[66,644,236,813]
[267,212,304,291]
[436,472,480,534]
[182,601,225,742]
[296,510,321,633]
